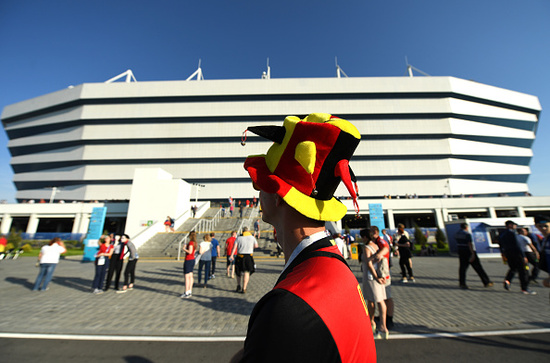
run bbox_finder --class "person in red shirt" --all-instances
[181,231,197,298]
[225,231,237,278]
[92,235,114,294]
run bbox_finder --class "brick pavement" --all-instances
[0,255,549,337]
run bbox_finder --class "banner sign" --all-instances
[82,207,107,262]
[368,203,386,232]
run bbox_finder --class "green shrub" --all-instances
[435,227,447,249]
[21,243,33,253]
[414,224,427,247]
[7,229,22,249]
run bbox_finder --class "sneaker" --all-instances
[93,289,103,294]
[180,293,186,298]
[459,284,469,290]
[211,274,216,279]
[504,281,511,291]
[484,282,494,288]
[116,289,127,294]
[236,285,242,293]
[409,277,415,283]
[522,289,537,295]
[400,277,408,283]
[185,293,192,298]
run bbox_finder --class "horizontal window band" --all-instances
[13,174,528,191]
[10,154,532,173]
[6,112,536,140]
[8,131,534,157]
[2,91,540,124]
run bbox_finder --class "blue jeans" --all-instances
[198,260,211,285]
[92,259,110,290]
[33,263,57,291]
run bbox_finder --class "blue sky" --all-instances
[1,0,549,202]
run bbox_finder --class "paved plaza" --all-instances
[1,254,549,338]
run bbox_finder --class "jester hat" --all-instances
[243,113,361,221]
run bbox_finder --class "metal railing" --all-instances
[176,208,223,261]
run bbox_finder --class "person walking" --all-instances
[534,215,550,292]
[395,224,415,283]
[498,220,536,295]
[232,113,376,362]
[210,232,220,279]
[517,227,540,284]
[32,237,66,291]
[198,234,213,288]
[92,235,113,294]
[455,223,493,289]
[230,227,258,293]
[118,235,138,293]
[225,231,237,278]
[181,231,197,298]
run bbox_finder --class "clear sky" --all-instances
[1,0,549,202]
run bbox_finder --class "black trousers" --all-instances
[105,254,124,290]
[124,259,138,286]
[399,254,413,278]
[211,256,217,275]
[525,251,539,280]
[458,248,490,286]
[504,251,529,291]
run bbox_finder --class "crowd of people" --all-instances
[180,227,258,298]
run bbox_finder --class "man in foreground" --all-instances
[233,113,376,362]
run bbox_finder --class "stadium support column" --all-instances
[26,214,39,234]
[434,208,445,230]
[1,214,12,234]
[517,206,526,218]
[488,207,497,219]
[386,209,395,230]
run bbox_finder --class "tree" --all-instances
[413,224,427,248]
[7,228,22,249]
[435,227,447,249]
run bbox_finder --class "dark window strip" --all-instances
[2,91,540,124]
[13,174,527,191]
[10,154,531,173]
[7,131,534,157]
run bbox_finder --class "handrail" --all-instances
[176,208,223,261]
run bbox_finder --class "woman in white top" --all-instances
[198,234,213,288]
[32,237,66,291]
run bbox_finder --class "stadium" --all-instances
[2,72,549,238]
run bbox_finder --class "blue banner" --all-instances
[82,207,107,262]
[368,203,386,232]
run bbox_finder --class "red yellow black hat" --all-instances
[243,113,360,221]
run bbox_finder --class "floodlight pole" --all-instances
[186,59,204,81]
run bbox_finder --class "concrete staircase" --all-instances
[138,206,277,259]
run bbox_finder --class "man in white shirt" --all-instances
[230,227,258,293]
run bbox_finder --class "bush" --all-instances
[7,229,22,249]
[21,243,33,253]
[413,224,427,247]
[435,227,447,249]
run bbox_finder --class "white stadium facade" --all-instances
[2,73,550,238]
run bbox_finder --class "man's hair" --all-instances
[460,223,468,229]
[397,223,405,229]
[210,232,215,237]
[370,225,379,233]
[505,220,516,227]
[243,227,249,232]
